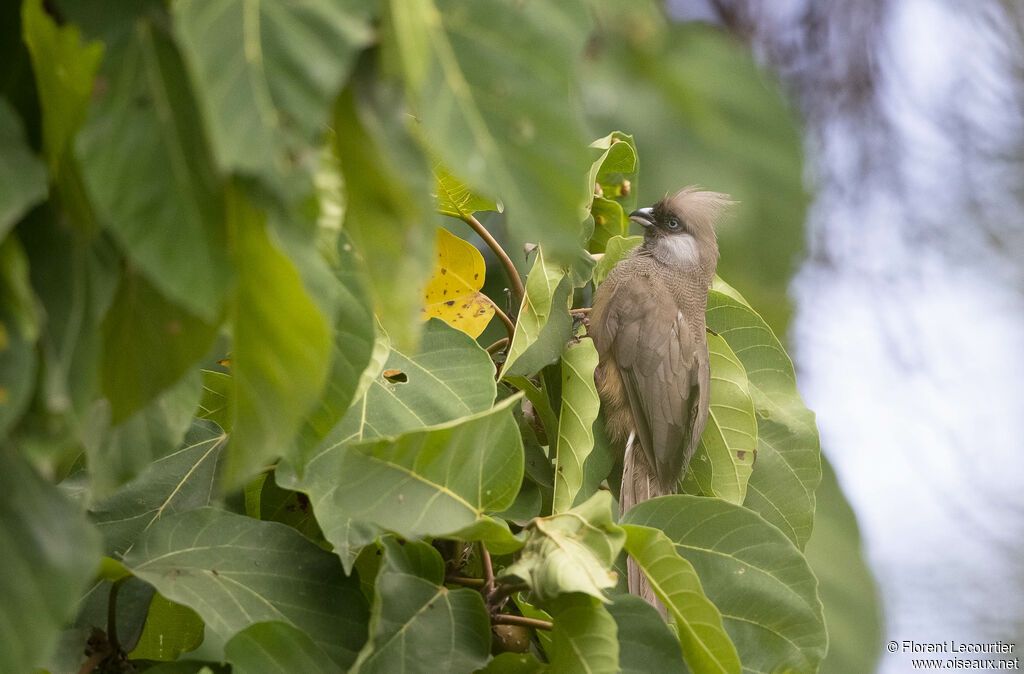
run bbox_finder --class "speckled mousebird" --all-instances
[590,186,732,608]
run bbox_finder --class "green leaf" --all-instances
[623,496,827,673]
[502,491,624,602]
[89,419,227,557]
[100,269,218,422]
[707,278,821,548]
[547,593,619,674]
[0,448,102,672]
[503,248,573,378]
[0,100,47,239]
[682,332,757,505]
[552,339,600,513]
[592,235,641,286]
[291,230,376,471]
[334,84,438,350]
[353,538,490,673]
[225,622,337,674]
[587,131,639,214]
[434,162,501,218]
[620,524,740,674]
[69,575,155,656]
[197,369,232,431]
[0,241,38,438]
[298,395,524,569]
[84,369,203,500]
[585,132,639,253]
[226,185,332,488]
[315,318,496,448]
[588,197,629,254]
[172,0,373,178]
[21,0,103,172]
[805,458,883,674]
[130,592,205,662]
[123,507,369,668]
[18,208,119,425]
[77,17,229,320]
[607,595,687,674]
[389,0,592,270]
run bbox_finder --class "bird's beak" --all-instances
[629,207,655,228]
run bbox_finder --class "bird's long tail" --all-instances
[619,432,668,616]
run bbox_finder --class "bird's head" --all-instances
[629,186,733,272]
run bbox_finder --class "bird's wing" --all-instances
[603,281,702,492]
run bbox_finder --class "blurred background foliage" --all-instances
[0,0,878,671]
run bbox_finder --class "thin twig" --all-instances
[448,576,486,588]
[485,337,509,355]
[487,582,530,607]
[484,296,516,345]
[479,542,495,596]
[491,614,553,631]
[459,212,525,305]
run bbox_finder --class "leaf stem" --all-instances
[479,541,496,595]
[488,582,530,607]
[491,614,553,631]
[448,575,486,588]
[486,337,509,354]
[484,296,516,345]
[458,213,525,306]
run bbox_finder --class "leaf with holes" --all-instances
[422,227,494,338]
[123,507,369,668]
[297,395,524,570]
[311,318,496,448]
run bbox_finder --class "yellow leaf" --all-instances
[422,228,494,338]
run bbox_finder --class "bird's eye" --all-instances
[666,217,680,230]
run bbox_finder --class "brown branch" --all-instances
[479,542,496,595]
[484,296,516,345]
[459,212,525,306]
[485,337,509,355]
[491,614,553,631]
[487,582,530,607]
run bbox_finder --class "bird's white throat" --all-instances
[653,233,701,267]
